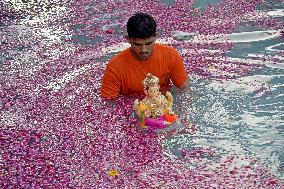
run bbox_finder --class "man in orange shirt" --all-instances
[101,13,192,98]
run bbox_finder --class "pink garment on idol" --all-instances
[144,116,166,130]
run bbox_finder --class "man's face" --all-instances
[126,35,157,61]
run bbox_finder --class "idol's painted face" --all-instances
[126,35,157,61]
[146,85,160,98]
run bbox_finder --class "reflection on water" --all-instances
[1,0,284,188]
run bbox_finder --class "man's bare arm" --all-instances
[179,77,195,95]
[179,77,191,90]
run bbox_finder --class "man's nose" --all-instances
[141,45,147,52]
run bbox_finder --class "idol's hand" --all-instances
[165,91,173,101]
[133,99,139,111]
[144,109,151,118]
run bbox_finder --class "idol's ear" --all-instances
[144,89,148,96]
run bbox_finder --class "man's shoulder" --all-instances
[155,43,178,54]
[108,48,130,67]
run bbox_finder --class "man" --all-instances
[101,13,191,98]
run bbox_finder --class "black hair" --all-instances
[127,13,157,39]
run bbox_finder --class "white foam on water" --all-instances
[17,3,68,25]
[218,30,281,43]
[205,55,284,78]
[228,56,284,69]
[39,27,68,42]
[181,48,221,55]
[203,101,230,125]
[2,23,76,79]
[100,42,130,54]
[267,9,284,17]
[171,29,281,44]
[207,75,274,94]
[242,10,269,20]
[239,113,269,127]
[265,43,284,53]
[248,53,284,61]
[213,140,246,154]
[238,112,284,177]
[45,64,92,92]
[172,30,196,40]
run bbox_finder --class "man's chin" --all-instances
[139,55,150,60]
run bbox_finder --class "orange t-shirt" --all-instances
[101,43,187,98]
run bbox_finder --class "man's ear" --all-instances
[125,35,130,43]
[154,32,158,38]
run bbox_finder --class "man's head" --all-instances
[126,13,157,61]
[127,13,157,39]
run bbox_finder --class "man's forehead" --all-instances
[130,37,156,44]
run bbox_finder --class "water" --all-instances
[169,0,284,181]
[1,0,283,188]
